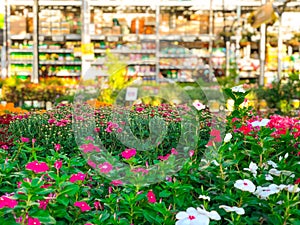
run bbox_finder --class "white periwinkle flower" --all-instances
[219,205,245,215]
[224,133,232,143]
[243,162,258,177]
[234,179,256,193]
[193,100,206,111]
[285,185,300,193]
[251,119,270,127]
[198,195,210,201]
[267,160,278,168]
[197,206,221,221]
[175,207,207,225]
[265,174,273,181]
[269,168,281,177]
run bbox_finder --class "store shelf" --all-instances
[39,61,82,65]
[7,0,81,6]
[159,54,196,58]
[92,60,156,66]
[159,65,205,70]
[9,34,32,40]
[10,60,33,64]
[94,49,156,54]
[9,49,32,53]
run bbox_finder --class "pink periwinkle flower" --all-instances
[21,137,30,143]
[26,161,49,173]
[54,143,61,151]
[70,172,86,183]
[28,217,41,225]
[121,148,137,159]
[54,160,62,170]
[74,201,91,212]
[98,162,113,174]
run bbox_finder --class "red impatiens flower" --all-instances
[54,160,62,170]
[0,196,18,209]
[74,201,91,212]
[28,217,41,225]
[147,190,157,203]
[121,148,137,159]
[295,178,300,185]
[158,154,170,161]
[70,172,86,183]
[26,161,49,173]
[98,162,113,174]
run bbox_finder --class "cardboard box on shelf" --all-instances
[9,15,27,35]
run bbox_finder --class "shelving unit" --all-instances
[3,0,300,83]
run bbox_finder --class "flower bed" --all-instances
[0,88,299,225]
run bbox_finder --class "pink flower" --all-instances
[111,180,123,186]
[80,143,100,153]
[121,148,137,159]
[26,161,49,173]
[87,160,96,168]
[105,122,119,133]
[54,160,62,170]
[98,162,113,174]
[85,136,94,141]
[171,148,178,155]
[21,137,30,143]
[131,167,149,175]
[147,190,157,203]
[70,172,86,183]
[1,145,9,150]
[38,200,49,210]
[136,107,144,112]
[54,144,61,151]
[158,154,170,161]
[74,201,91,212]
[189,150,195,157]
[48,119,56,124]
[94,127,100,133]
[28,217,41,225]
[32,139,36,144]
[94,201,102,210]
[0,196,18,209]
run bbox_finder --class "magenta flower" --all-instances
[111,180,123,186]
[85,136,94,141]
[94,201,102,210]
[189,150,195,157]
[147,190,157,203]
[171,148,178,155]
[28,217,41,225]
[158,154,170,161]
[80,143,100,153]
[0,196,18,209]
[20,137,30,143]
[98,162,113,174]
[94,127,100,133]
[131,167,149,175]
[74,201,91,212]
[87,160,97,168]
[70,172,86,183]
[48,119,56,124]
[105,122,119,133]
[26,161,49,173]
[136,107,144,112]
[54,143,61,151]
[38,200,49,210]
[121,148,137,159]
[54,160,62,170]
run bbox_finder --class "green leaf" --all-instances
[30,210,56,224]
[223,88,236,101]
[60,183,79,196]
[159,190,171,198]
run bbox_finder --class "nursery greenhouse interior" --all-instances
[0,0,299,225]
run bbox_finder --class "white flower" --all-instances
[267,160,278,168]
[243,162,258,177]
[281,171,293,177]
[254,184,281,200]
[224,133,232,143]
[234,179,256,193]
[251,119,270,127]
[269,168,281,177]
[232,85,246,93]
[199,195,210,201]
[277,201,284,205]
[211,160,220,166]
[193,100,206,111]
[197,206,221,221]
[284,153,289,159]
[176,206,221,225]
[279,156,283,161]
[265,174,273,181]
[219,205,245,215]
[176,207,207,225]
[285,185,300,193]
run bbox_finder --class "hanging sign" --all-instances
[249,3,275,28]
[125,87,138,101]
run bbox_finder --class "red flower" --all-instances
[98,162,113,174]
[26,161,49,173]
[28,217,41,225]
[295,178,300,185]
[94,201,102,210]
[239,125,252,135]
[54,160,62,170]
[74,201,91,212]
[70,172,86,183]
[147,190,157,203]
[0,196,18,209]
[121,148,137,159]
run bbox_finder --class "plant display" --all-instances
[0,88,299,225]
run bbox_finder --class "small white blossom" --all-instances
[277,201,284,205]
[211,160,220,166]
[197,206,221,221]
[219,205,245,215]
[284,153,289,159]
[224,133,232,143]
[269,168,281,177]
[193,100,206,111]
[279,156,283,161]
[285,185,300,193]
[175,207,208,225]
[265,174,273,181]
[232,85,246,93]
[267,160,278,168]
[251,119,270,127]
[254,184,281,200]
[198,195,210,201]
[243,162,258,177]
[234,179,256,193]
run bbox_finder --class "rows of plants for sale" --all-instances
[0,88,299,225]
